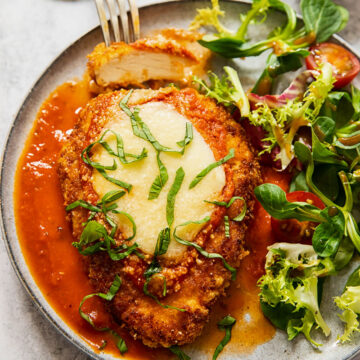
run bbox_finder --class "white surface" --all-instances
[0,0,359,359]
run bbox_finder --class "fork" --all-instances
[94,0,140,46]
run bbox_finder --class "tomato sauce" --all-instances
[14,78,290,359]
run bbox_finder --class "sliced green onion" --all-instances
[189,149,235,189]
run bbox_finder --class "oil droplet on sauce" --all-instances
[14,79,289,359]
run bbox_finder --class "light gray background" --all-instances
[0,0,359,359]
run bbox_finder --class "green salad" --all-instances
[189,0,360,353]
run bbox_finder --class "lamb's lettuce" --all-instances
[190,0,347,59]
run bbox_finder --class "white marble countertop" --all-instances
[1,0,360,359]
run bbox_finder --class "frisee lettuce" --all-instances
[258,243,334,346]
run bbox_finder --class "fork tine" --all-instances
[94,0,111,46]
[105,0,121,42]
[116,0,130,44]
[128,0,140,41]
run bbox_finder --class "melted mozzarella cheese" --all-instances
[91,101,225,258]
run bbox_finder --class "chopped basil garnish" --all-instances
[174,217,237,280]
[213,315,236,360]
[81,134,133,192]
[96,129,147,164]
[177,122,194,148]
[79,275,127,355]
[110,330,128,355]
[189,148,235,189]
[67,191,135,240]
[166,167,185,227]
[96,168,133,192]
[79,275,122,330]
[72,220,138,259]
[66,200,102,213]
[120,90,193,199]
[120,90,193,155]
[111,209,137,241]
[204,196,247,222]
[142,228,186,312]
[224,216,230,238]
[155,227,171,256]
[170,345,191,360]
[204,196,243,208]
[99,190,126,206]
[232,200,247,222]
[148,152,169,200]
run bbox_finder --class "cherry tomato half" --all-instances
[306,42,360,89]
[271,191,325,245]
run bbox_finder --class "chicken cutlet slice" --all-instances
[87,29,211,88]
[58,87,261,348]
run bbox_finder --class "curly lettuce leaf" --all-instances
[335,286,360,342]
[194,66,250,116]
[259,243,333,345]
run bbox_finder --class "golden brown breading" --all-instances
[87,30,211,89]
[58,87,261,348]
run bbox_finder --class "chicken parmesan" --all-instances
[58,86,261,348]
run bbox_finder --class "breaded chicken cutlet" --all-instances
[87,29,211,89]
[58,87,261,348]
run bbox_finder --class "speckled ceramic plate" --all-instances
[1,1,360,359]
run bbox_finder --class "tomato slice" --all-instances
[306,43,360,89]
[271,191,325,245]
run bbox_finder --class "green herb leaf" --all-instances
[189,149,234,189]
[301,0,349,43]
[148,152,169,200]
[333,237,355,271]
[170,345,191,360]
[174,217,236,280]
[113,331,128,355]
[66,200,102,213]
[166,167,185,227]
[143,276,186,312]
[106,243,139,261]
[213,315,236,360]
[253,51,308,95]
[120,91,192,154]
[254,183,325,223]
[224,216,230,238]
[232,200,247,222]
[96,168,133,192]
[155,227,171,257]
[111,210,137,241]
[312,209,345,257]
[177,122,194,148]
[81,144,117,171]
[99,190,126,205]
[79,275,122,330]
[289,171,310,192]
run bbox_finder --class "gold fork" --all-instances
[94,0,140,45]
